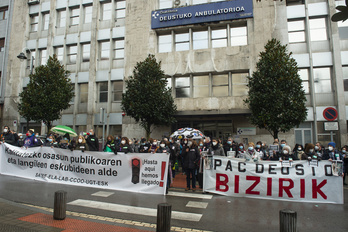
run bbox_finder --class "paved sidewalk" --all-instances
[0,198,153,232]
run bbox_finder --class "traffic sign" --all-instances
[323,107,338,121]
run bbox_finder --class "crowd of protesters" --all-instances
[1,126,347,192]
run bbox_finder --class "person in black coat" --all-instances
[114,137,133,154]
[86,129,99,151]
[0,126,16,145]
[182,139,200,191]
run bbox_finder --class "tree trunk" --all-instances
[144,122,152,141]
[46,121,52,135]
[273,130,279,140]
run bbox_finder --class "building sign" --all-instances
[237,127,256,135]
[323,107,338,121]
[151,0,253,29]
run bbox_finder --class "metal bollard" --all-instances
[279,209,297,232]
[53,191,67,220]
[156,203,172,232]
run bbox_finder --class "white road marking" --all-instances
[91,191,115,197]
[186,201,208,209]
[167,191,213,199]
[68,199,203,222]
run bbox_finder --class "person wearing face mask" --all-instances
[139,138,150,153]
[314,142,324,159]
[44,135,59,148]
[23,130,40,148]
[293,144,305,160]
[0,126,16,145]
[169,137,180,178]
[254,141,265,160]
[279,145,297,161]
[128,138,136,153]
[147,138,159,154]
[182,139,200,191]
[302,143,318,161]
[223,137,237,156]
[236,143,246,158]
[86,129,99,151]
[103,135,116,152]
[323,142,343,161]
[157,140,170,153]
[74,135,89,152]
[115,137,133,154]
[208,138,225,156]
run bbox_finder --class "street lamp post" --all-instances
[17,48,35,131]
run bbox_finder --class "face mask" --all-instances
[160,144,165,148]
[248,147,253,150]
[281,144,285,148]
[227,141,232,145]
[129,142,133,145]
[256,145,261,149]
[212,142,217,146]
[184,140,188,144]
[48,138,53,142]
[298,147,302,151]
[35,135,39,137]
[141,143,145,145]
[169,139,172,143]
[329,146,333,151]
[26,133,30,136]
[188,141,193,146]
[78,139,83,143]
[199,143,203,147]
[3,129,8,133]
[121,140,126,145]
[309,149,314,153]
[153,142,157,146]
[315,146,319,150]
[239,146,243,149]
[342,150,346,153]
[283,150,289,155]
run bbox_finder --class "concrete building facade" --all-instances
[1,0,348,147]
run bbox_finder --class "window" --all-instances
[100,41,110,60]
[298,69,309,94]
[114,39,124,59]
[79,83,88,103]
[309,18,327,42]
[40,49,47,65]
[82,43,90,62]
[212,74,229,97]
[193,30,208,50]
[0,38,4,52]
[30,14,39,32]
[115,0,126,19]
[231,26,247,46]
[55,46,64,62]
[193,75,209,98]
[338,19,348,40]
[175,77,190,98]
[70,85,75,104]
[342,66,348,91]
[84,5,93,23]
[99,82,108,102]
[313,67,331,93]
[113,81,123,101]
[193,0,208,4]
[70,7,80,26]
[101,1,112,21]
[67,45,77,64]
[288,19,306,43]
[42,12,50,30]
[175,32,189,51]
[159,0,172,9]
[212,28,227,48]
[0,6,8,20]
[232,73,248,96]
[57,9,66,27]
[158,34,172,53]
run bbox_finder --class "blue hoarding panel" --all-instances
[151,0,253,29]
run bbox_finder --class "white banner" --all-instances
[203,156,344,204]
[0,143,169,195]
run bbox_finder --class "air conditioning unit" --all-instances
[28,0,40,5]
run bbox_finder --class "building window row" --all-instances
[168,72,249,98]
[288,17,328,43]
[159,0,225,9]
[158,24,247,53]
[53,39,125,64]
[299,67,333,94]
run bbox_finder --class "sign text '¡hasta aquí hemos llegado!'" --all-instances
[159,6,245,22]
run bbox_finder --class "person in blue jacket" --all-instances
[23,130,40,148]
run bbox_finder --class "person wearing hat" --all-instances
[323,142,343,161]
